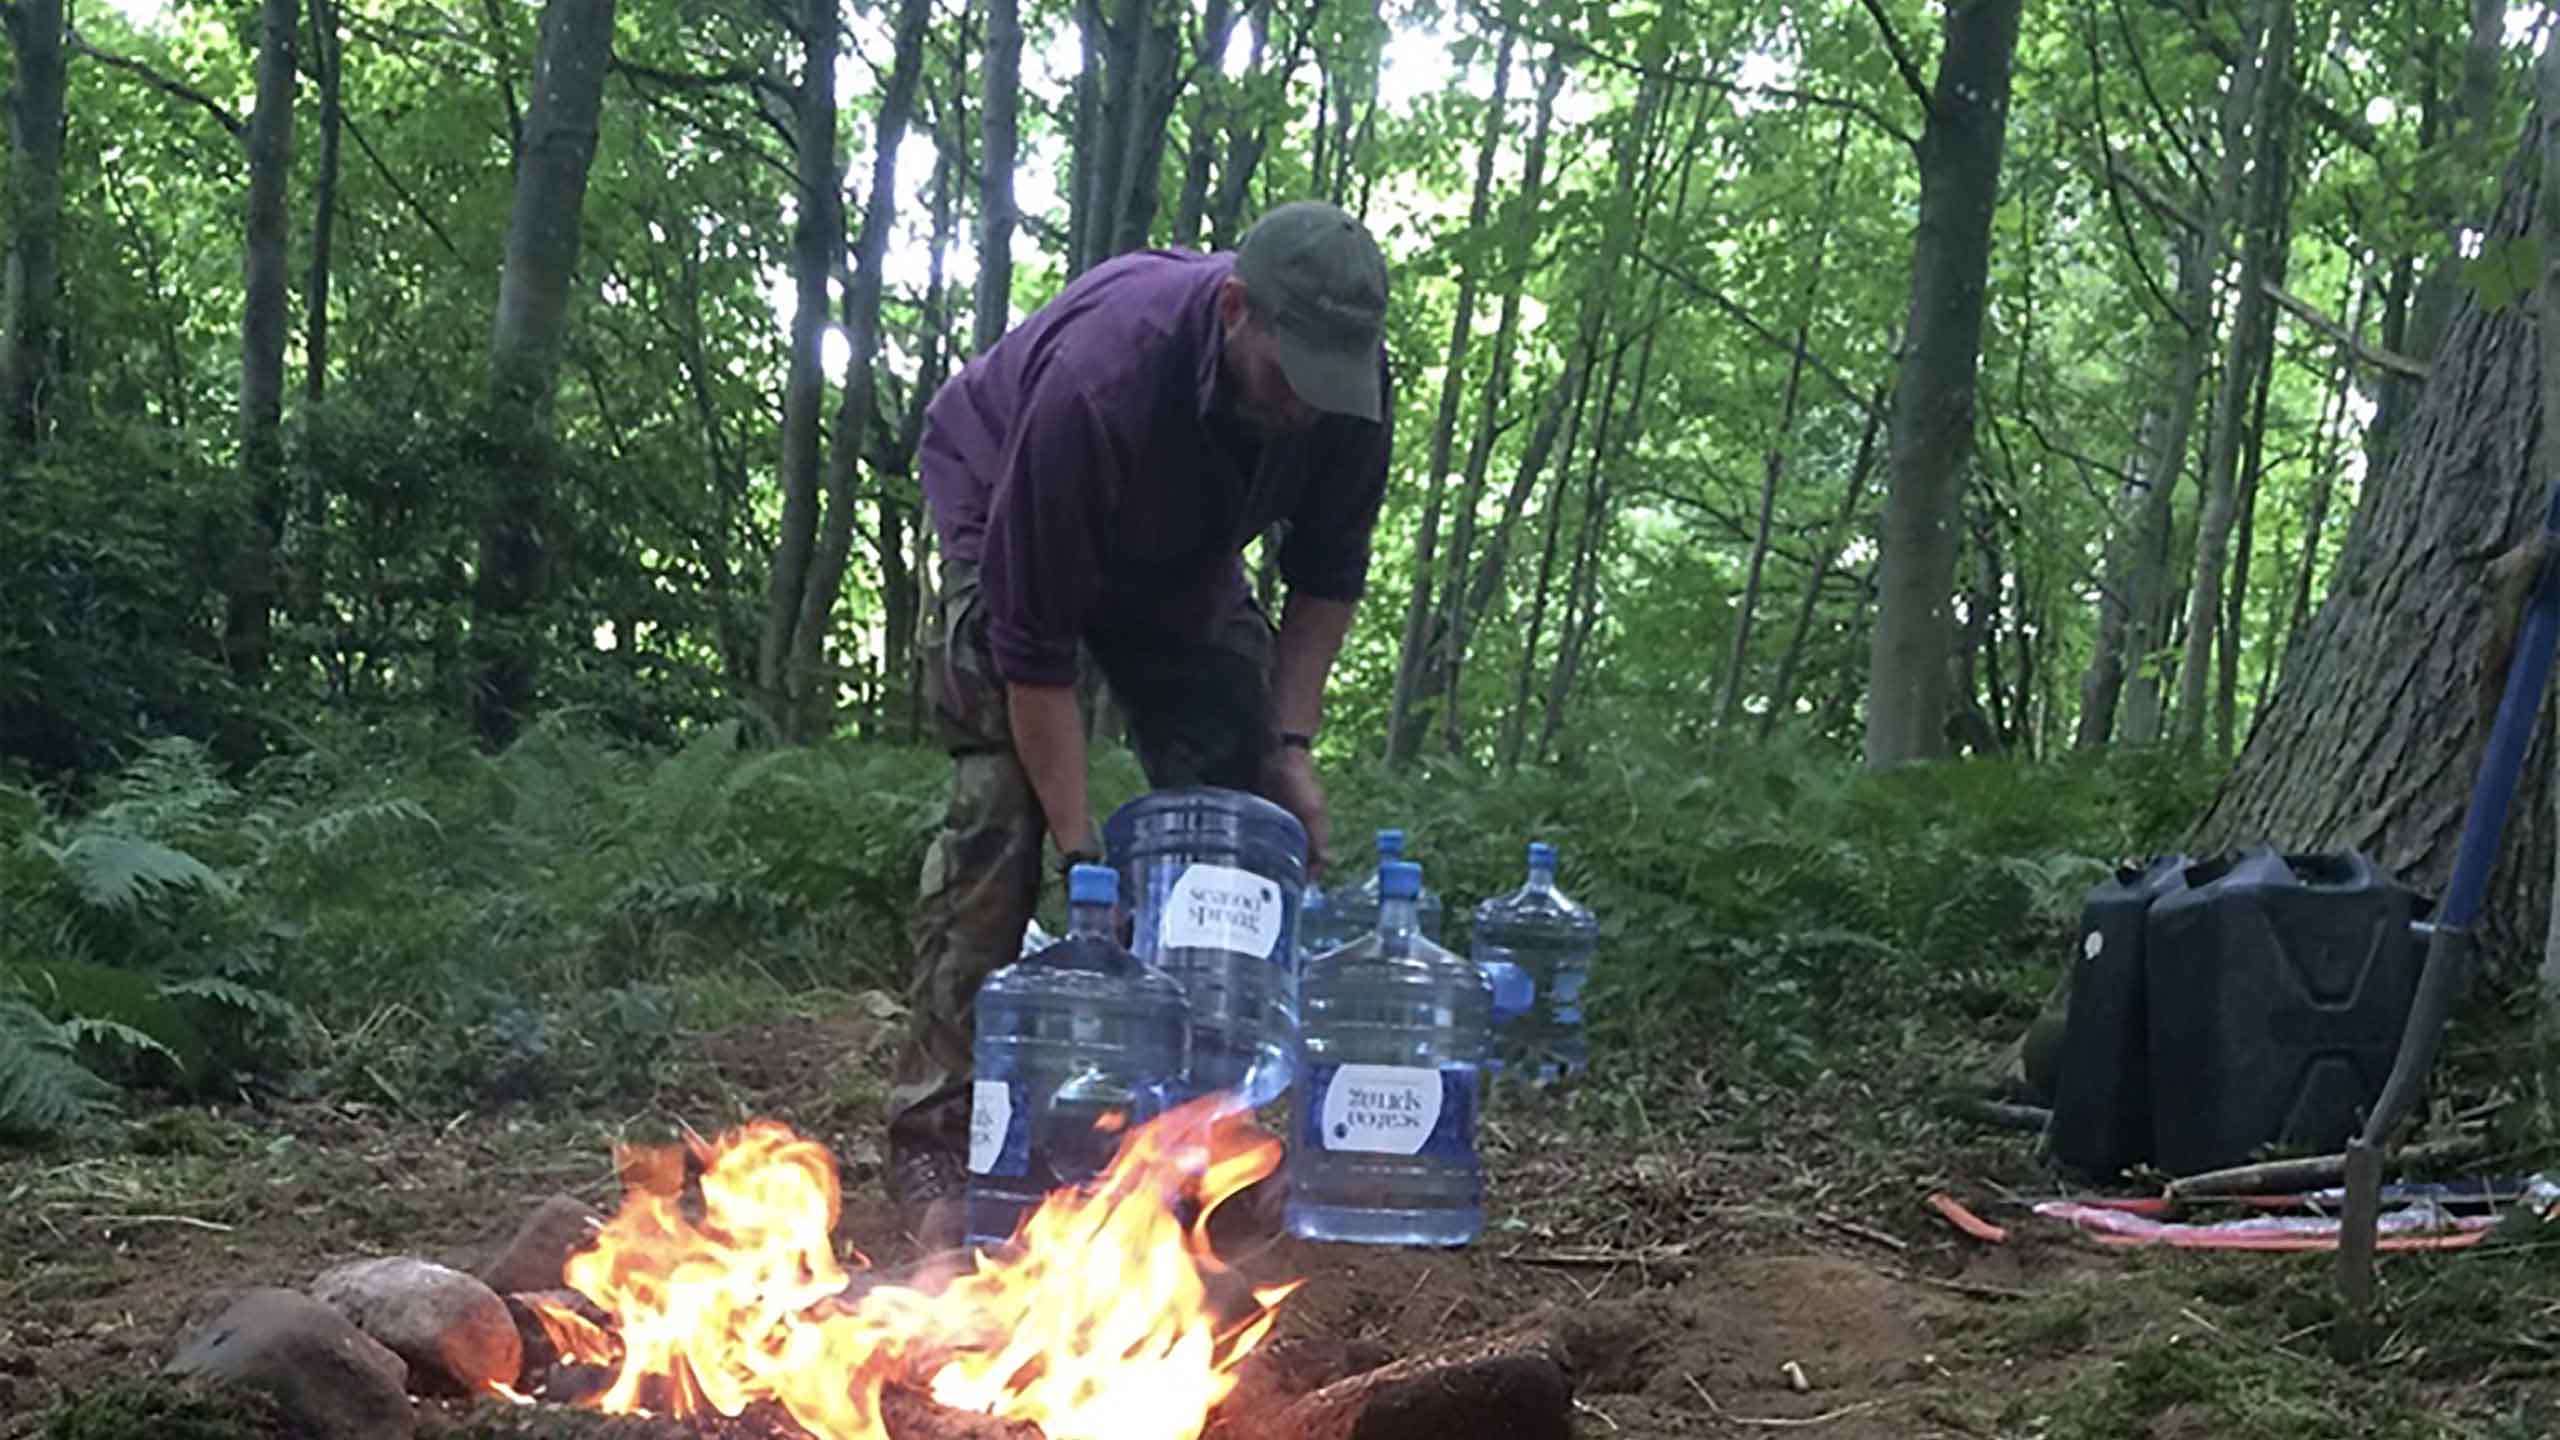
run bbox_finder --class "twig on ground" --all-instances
[97,1213,235,1233]
[1574,1397,1621,1431]
[1814,1214,1908,1252]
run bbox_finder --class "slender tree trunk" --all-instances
[1205,0,1280,250]
[1500,343,1600,770]
[1168,0,1237,250]
[469,0,616,750]
[2195,102,2555,979]
[2288,273,2370,659]
[1718,115,1850,730]
[1433,49,1565,758]
[223,0,300,686]
[2224,150,2294,757]
[975,0,1021,351]
[789,0,932,740]
[879,137,956,740]
[302,0,341,406]
[1065,0,1107,275]
[1382,32,1512,767]
[1862,0,2026,769]
[1109,11,1183,256]
[1765,376,1889,738]
[756,0,838,721]
[2175,0,2290,751]
[2075,407,2160,748]
[2,0,66,453]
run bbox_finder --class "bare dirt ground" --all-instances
[4,1008,2553,1439]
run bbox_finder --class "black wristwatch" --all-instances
[1276,730,1314,752]
[1056,846,1102,881]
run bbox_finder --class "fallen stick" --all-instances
[2164,1134,2488,1198]
[1217,1325,1574,1440]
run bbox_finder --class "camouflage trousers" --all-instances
[886,560,1281,1158]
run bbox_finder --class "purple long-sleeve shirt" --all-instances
[917,248,1394,687]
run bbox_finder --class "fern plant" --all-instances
[0,983,117,1138]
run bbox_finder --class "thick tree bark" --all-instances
[470,0,616,750]
[2174,0,2290,751]
[2,0,66,453]
[223,0,300,685]
[788,0,931,740]
[1382,32,1511,767]
[974,0,1021,351]
[2193,109,2557,979]
[757,0,840,722]
[1861,0,2025,770]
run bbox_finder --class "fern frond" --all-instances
[42,832,237,911]
[285,797,437,856]
[0,996,117,1138]
[60,1016,182,1067]
[159,976,299,1022]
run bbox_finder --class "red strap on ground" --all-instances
[1927,1192,2007,1244]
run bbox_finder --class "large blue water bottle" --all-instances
[1326,829,1445,944]
[1287,860,1492,1247]
[966,864,1189,1248]
[1472,840,1599,1083]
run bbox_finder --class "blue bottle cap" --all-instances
[1376,828,1405,857]
[1380,860,1422,900]
[1529,841,1557,868]
[1068,863,1118,907]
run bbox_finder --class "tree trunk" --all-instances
[756,0,838,724]
[302,0,341,405]
[1718,114,1850,731]
[2364,0,2502,485]
[2192,107,2557,979]
[1499,342,1600,771]
[2224,182,2292,757]
[1764,376,1888,738]
[2075,407,2161,748]
[470,0,616,750]
[1433,49,1565,756]
[1381,32,1511,768]
[1861,0,2025,770]
[2,0,66,452]
[974,0,1021,351]
[1204,0,1280,251]
[223,0,300,686]
[1168,0,1238,250]
[789,0,931,740]
[887,138,961,737]
[2174,0,2290,751]
[1108,11,1182,256]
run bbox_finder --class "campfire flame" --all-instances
[532,1094,1297,1440]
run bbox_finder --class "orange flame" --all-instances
[534,1093,1296,1440]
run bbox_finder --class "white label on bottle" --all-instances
[1319,1064,1443,1156]
[1160,862,1282,960]
[968,1079,1011,1175]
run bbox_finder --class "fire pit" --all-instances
[486,1096,1575,1440]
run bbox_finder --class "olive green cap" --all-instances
[1232,201,1390,422]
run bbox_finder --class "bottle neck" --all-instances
[1067,900,1115,939]
[1378,895,1420,945]
[1527,862,1556,890]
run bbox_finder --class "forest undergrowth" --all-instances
[7,716,2560,1437]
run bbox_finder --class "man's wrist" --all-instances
[1274,729,1315,752]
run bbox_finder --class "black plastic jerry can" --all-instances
[2047,854,2192,1179]
[2141,847,2426,1177]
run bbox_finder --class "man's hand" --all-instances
[1262,743,1331,878]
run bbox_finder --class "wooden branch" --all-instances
[1857,0,1937,118]
[67,30,244,136]
[2262,280,2429,380]
[1630,250,1883,424]
[341,111,464,260]
[1454,0,1917,147]
[2151,0,2377,156]
[2104,153,2429,379]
